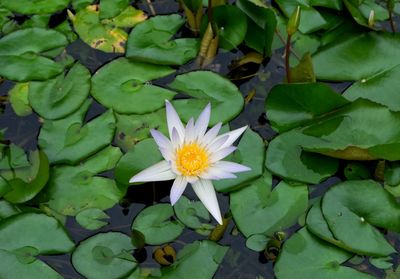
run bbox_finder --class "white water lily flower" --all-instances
[129,101,251,224]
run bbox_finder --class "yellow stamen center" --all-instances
[176,143,209,176]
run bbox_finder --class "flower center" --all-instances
[176,143,209,176]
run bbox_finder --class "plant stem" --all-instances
[146,0,156,16]
[389,10,396,33]
[285,34,292,83]
[208,0,217,35]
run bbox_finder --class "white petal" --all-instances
[213,161,251,173]
[218,126,248,149]
[206,135,229,153]
[159,146,175,161]
[129,161,176,183]
[185,176,199,184]
[165,100,185,140]
[171,127,183,148]
[150,129,171,149]
[201,122,222,145]
[200,167,237,180]
[194,103,211,138]
[184,118,196,143]
[209,146,237,163]
[192,179,223,225]
[170,176,188,205]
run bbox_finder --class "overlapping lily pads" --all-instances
[0,28,67,81]
[0,0,69,15]
[126,14,199,65]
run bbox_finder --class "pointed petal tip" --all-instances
[215,215,223,225]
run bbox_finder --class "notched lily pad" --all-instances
[9,83,31,117]
[174,196,212,234]
[126,14,199,65]
[76,208,110,230]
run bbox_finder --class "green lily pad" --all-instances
[274,228,374,279]
[72,232,137,279]
[38,99,115,164]
[231,171,308,237]
[0,212,74,253]
[205,5,247,51]
[245,234,269,252]
[131,204,184,245]
[69,5,129,53]
[126,14,199,65]
[72,0,94,10]
[91,58,176,114]
[320,180,400,256]
[0,143,30,170]
[115,108,167,151]
[44,146,123,216]
[174,196,211,230]
[115,138,163,185]
[313,32,400,81]
[76,208,109,230]
[169,71,244,126]
[214,128,265,192]
[155,240,228,279]
[0,0,69,14]
[0,249,62,279]
[9,83,31,117]
[236,0,277,56]
[99,0,129,19]
[29,63,91,120]
[0,200,21,220]
[0,28,67,81]
[266,129,339,184]
[266,82,349,133]
[1,150,49,204]
[343,64,400,112]
[101,6,147,28]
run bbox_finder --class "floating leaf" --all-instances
[9,83,31,117]
[44,146,123,216]
[72,232,137,279]
[169,71,244,125]
[0,213,74,253]
[0,0,69,14]
[38,99,115,164]
[313,33,400,81]
[174,196,211,230]
[156,240,228,279]
[131,204,184,245]
[0,200,20,220]
[69,5,128,53]
[99,0,129,19]
[231,171,308,237]
[246,234,268,252]
[126,14,199,65]
[214,129,265,192]
[115,109,167,151]
[0,28,67,81]
[274,228,374,279]
[91,58,176,114]
[76,208,110,230]
[29,63,91,120]
[101,6,147,28]
[266,82,349,133]
[115,139,163,185]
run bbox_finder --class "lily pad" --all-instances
[214,128,265,192]
[99,0,129,19]
[101,6,147,28]
[29,62,91,120]
[174,196,211,230]
[0,28,67,81]
[313,32,400,81]
[72,232,137,279]
[76,208,109,230]
[131,204,184,245]
[266,82,349,133]
[0,212,74,253]
[169,71,244,125]
[115,138,163,185]
[9,83,31,117]
[0,0,69,15]
[44,146,123,216]
[320,180,400,256]
[155,240,228,279]
[126,14,199,65]
[231,171,308,237]
[115,109,167,151]
[38,99,115,164]
[1,150,49,204]
[91,58,176,114]
[69,5,129,53]
[274,228,374,279]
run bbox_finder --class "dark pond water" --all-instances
[1,0,400,278]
